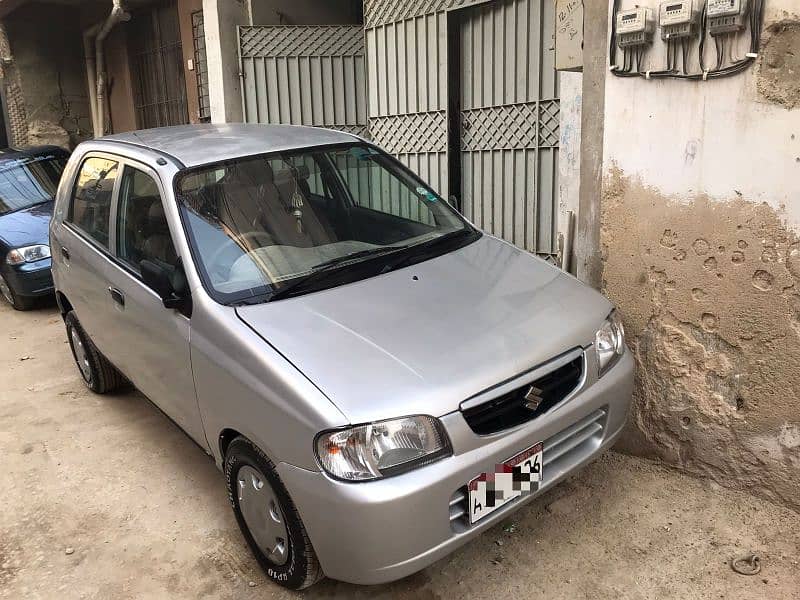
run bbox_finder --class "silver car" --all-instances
[50,124,633,589]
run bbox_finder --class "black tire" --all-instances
[65,311,125,394]
[225,437,323,590]
[0,273,35,311]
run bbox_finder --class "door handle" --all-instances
[60,246,70,260]
[108,287,125,307]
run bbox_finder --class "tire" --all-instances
[225,437,323,590]
[65,311,125,394]
[0,272,35,311]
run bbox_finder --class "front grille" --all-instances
[462,356,583,435]
[449,408,607,531]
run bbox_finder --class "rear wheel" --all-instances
[65,311,125,393]
[0,273,35,311]
[225,437,323,590]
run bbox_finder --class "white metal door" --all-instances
[239,25,367,137]
[459,0,559,255]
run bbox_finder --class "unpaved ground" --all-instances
[1,300,799,600]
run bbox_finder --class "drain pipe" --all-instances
[83,23,101,137]
[94,0,130,137]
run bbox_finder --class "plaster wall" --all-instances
[5,2,92,147]
[601,0,800,509]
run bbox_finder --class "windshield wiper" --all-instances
[378,228,477,272]
[267,245,406,301]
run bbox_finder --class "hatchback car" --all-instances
[50,124,633,589]
[0,146,69,309]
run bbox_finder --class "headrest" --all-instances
[148,201,165,220]
[232,159,274,187]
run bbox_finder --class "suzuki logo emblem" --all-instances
[524,386,544,411]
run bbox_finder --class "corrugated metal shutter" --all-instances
[363,0,560,256]
[459,0,559,255]
[238,25,367,137]
[364,9,451,198]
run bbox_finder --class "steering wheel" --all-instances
[207,231,275,282]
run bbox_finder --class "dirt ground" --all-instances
[1,300,799,600]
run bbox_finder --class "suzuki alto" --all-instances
[50,124,633,589]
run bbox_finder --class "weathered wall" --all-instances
[601,1,800,510]
[4,2,92,147]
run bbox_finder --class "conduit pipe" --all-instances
[82,23,101,136]
[84,0,130,138]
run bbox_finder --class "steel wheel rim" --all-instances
[0,274,14,305]
[69,327,92,382]
[237,465,289,566]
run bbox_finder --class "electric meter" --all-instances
[659,1,699,39]
[616,7,655,48]
[707,0,749,33]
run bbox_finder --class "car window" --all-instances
[117,166,177,273]
[0,154,67,215]
[68,157,118,248]
[175,143,470,304]
[328,148,435,225]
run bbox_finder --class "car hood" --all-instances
[0,200,53,249]
[236,235,613,424]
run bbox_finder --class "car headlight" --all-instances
[595,310,625,377]
[6,244,51,265]
[315,415,451,481]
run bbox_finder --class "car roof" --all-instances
[100,124,361,168]
[0,145,69,163]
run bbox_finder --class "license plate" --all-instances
[468,442,543,524]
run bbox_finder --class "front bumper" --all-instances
[3,258,54,297]
[278,349,634,585]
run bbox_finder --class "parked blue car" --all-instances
[0,146,69,310]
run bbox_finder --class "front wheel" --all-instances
[0,272,35,310]
[225,437,323,590]
[65,311,125,394]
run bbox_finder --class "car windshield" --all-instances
[0,155,66,215]
[175,143,474,303]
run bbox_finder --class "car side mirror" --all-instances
[140,258,192,316]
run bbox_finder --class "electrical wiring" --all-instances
[610,0,765,82]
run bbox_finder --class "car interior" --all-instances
[177,149,443,294]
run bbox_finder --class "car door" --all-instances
[105,160,206,446]
[53,154,123,353]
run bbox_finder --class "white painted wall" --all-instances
[603,1,800,227]
[203,0,249,123]
[558,71,582,259]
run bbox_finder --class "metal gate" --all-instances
[363,0,560,255]
[239,26,367,137]
[458,0,559,255]
[129,0,189,129]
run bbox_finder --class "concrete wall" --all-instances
[600,1,800,510]
[178,0,204,124]
[4,2,92,147]
[249,0,361,25]
[557,71,581,270]
[204,0,361,123]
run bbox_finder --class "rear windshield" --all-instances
[0,155,67,215]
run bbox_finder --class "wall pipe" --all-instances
[82,23,101,137]
[90,0,130,138]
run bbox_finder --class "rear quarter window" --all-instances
[67,157,119,248]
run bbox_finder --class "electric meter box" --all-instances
[707,0,749,33]
[616,7,655,48]
[659,1,699,39]
[707,0,748,16]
